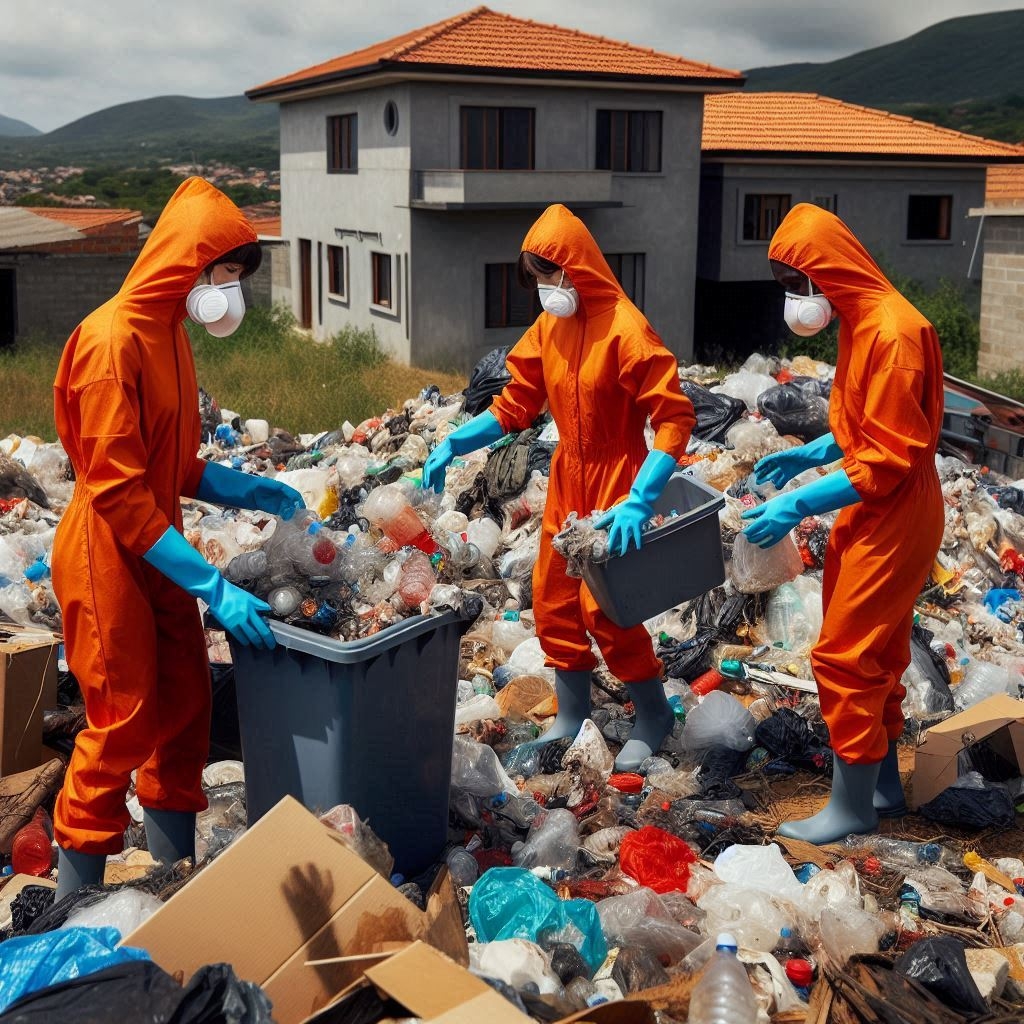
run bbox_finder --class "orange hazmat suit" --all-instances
[489,205,695,682]
[52,178,258,853]
[769,204,945,764]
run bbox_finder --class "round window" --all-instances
[384,100,399,136]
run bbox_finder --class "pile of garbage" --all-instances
[2,352,1024,1022]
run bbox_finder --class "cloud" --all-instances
[6,0,1023,132]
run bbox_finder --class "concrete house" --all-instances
[971,165,1024,375]
[0,207,143,347]
[247,5,743,369]
[697,92,1024,356]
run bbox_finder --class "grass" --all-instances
[0,306,466,442]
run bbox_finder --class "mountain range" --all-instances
[1,8,1021,169]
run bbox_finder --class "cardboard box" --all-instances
[311,941,655,1024]
[123,796,468,1024]
[911,693,1024,809]
[0,636,58,776]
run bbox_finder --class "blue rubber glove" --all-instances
[196,461,305,519]
[593,450,678,557]
[143,526,275,648]
[752,432,844,490]
[741,470,861,549]
[983,588,1021,622]
[422,411,505,493]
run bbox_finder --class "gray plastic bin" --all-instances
[228,609,470,876]
[582,472,725,628]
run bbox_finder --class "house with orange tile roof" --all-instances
[247,5,743,367]
[0,206,143,347]
[248,7,1024,367]
[696,92,1024,356]
[969,166,1024,375]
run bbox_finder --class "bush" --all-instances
[781,272,979,377]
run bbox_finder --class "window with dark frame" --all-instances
[813,194,838,214]
[327,245,347,299]
[485,263,541,328]
[907,195,953,241]
[460,107,535,170]
[595,110,662,172]
[371,252,392,308]
[327,114,357,173]
[742,194,791,241]
[604,253,646,310]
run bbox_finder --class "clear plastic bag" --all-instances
[681,691,757,754]
[729,532,804,594]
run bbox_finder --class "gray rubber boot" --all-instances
[777,757,881,845]
[615,678,675,772]
[874,740,908,817]
[533,670,592,746]
[55,846,106,902]
[143,808,197,865]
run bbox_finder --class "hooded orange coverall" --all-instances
[770,204,945,765]
[489,205,695,683]
[52,177,258,853]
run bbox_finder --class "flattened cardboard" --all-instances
[122,796,467,1024]
[315,941,656,1024]
[0,639,58,776]
[911,693,1024,809]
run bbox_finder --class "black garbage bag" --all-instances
[756,380,830,441]
[986,485,1024,515]
[0,961,186,1024]
[754,708,833,773]
[696,746,746,800]
[679,380,748,443]
[907,624,956,715]
[545,943,591,985]
[659,630,718,680]
[170,963,274,1023]
[610,946,670,994]
[463,347,512,416]
[919,780,1016,829]
[894,936,989,1016]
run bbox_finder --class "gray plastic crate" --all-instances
[228,609,470,875]
[581,472,725,628]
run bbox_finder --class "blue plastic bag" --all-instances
[0,926,150,1012]
[468,867,607,974]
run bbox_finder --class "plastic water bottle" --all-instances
[687,933,758,1024]
[445,846,479,887]
[397,550,436,608]
[765,582,813,652]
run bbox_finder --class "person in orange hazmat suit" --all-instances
[51,177,305,899]
[423,204,695,771]
[740,203,944,844]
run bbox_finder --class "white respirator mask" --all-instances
[783,290,833,337]
[185,281,245,338]
[537,271,579,319]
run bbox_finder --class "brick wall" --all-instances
[977,218,1024,377]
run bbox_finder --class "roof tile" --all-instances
[28,207,142,232]
[250,6,741,94]
[703,93,1024,160]
[986,164,1024,204]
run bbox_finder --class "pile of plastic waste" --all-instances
[3,353,1024,1021]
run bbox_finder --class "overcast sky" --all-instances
[7,1,1023,132]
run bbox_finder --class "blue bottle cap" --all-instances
[390,873,405,886]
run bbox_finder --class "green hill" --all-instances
[0,95,279,169]
[0,113,41,137]
[744,9,1024,143]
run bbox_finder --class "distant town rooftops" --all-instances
[0,207,142,253]
[248,5,743,100]
[702,92,1024,162]
[238,202,282,240]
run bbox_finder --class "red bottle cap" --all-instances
[661,801,672,812]
[785,958,814,988]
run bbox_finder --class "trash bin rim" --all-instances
[255,609,468,665]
